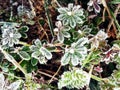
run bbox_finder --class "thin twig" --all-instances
[37,70,58,81]
[102,0,117,35]
[0,46,27,76]
[53,0,62,7]
[28,0,36,17]
[87,65,94,85]
[48,65,62,84]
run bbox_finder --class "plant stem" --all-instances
[44,0,54,38]
[81,51,93,68]
[53,0,62,7]
[48,65,62,84]
[18,41,31,46]
[0,46,28,77]
[37,70,58,80]
[91,74,104,81]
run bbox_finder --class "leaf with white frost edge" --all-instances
[61,53,70,66]
[62,31,71,38]
[40,47,52,60]
[18,51,30,60]
[71,54,79,66]
[34,39,42,48]
[31,51,41,59]
[57,32,64,43]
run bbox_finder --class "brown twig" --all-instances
[102,0,117,36]
[48,65,62,84]
[37,70,58,81]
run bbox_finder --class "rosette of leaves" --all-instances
[17,5,34,19]
[58,69,89,89]
[1,23,21,47]
[61,37,88,66]
[54,21,71,43]
[30,39,52,64]
[0,73,21,90]
[57,3,85,28]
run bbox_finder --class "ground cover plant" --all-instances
[0,0,120,90]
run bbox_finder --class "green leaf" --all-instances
[18,51,30,60]
[19,26,29,32]
[31,58,38,66]
[22,46,30,52]
[21,33,27,38]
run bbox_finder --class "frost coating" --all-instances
[58,69,89,89]
[1,23,21,47]
[30,39,52,64]
[57,3,85,28]
[61,37,88,66]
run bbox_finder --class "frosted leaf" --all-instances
[57,3,85,28]
[58,8,67,14]
[61,53,70,65]
[31,51,41,59]
[70,17,76,28]
[68,3,74,10]
[18,51,30,60]
[62,31,70,38]
[7,80,21,90]
[34,39,42,48]
[57,32,64,43]
[40,47,52,60]
[71,54,79,66]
